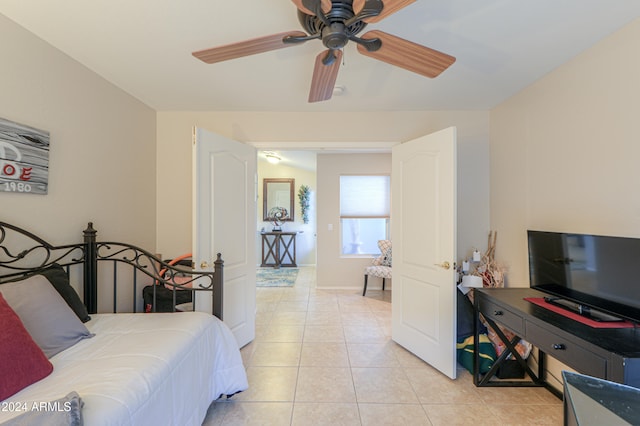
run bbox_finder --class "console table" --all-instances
[260,232,297,267]
[473,288,640,395]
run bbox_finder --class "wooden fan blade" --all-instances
[192,31,307,64]
[308,50,343,103]
[353,0,416,23]
[357,30,455,78]
[291,0,332,16]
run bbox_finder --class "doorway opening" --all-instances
[256,150,317,287]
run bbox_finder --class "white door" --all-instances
[391,127,457,379]
[193,127,256,348]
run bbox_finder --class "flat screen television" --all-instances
[528,230,640,323]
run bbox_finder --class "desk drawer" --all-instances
[480,298,524,335]
[526,322,607,378]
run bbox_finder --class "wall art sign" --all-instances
[0,117,49,195]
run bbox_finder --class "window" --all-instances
[340,175,390,255]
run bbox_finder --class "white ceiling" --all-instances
[259,150,318,171]
[1,1,640,112]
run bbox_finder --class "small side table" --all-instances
[261,232,297,268]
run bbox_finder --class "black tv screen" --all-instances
[528,230,640,323]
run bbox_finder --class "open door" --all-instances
[391,127,457,379]
[193,127,256,348]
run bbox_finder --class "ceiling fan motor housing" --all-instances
[326,0,356,21]
[298,0,368,50]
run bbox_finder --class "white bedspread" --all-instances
[0,312,248,425]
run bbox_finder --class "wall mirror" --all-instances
[263,178,295,222]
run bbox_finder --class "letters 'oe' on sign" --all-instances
[0,117,49,195]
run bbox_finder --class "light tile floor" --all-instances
[203,267,563,425]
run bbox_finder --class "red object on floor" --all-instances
[524,297,636,328]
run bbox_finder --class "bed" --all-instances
[0,221,248,425]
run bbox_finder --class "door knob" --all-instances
[200,261,210,269]
[434,261,451,270]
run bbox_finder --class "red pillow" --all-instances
[0,293,53,401]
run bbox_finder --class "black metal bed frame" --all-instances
[0,221,224,320]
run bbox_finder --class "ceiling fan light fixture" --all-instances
[333,85,346,96]
[265,151,281,164]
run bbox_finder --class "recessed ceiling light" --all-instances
[264,151,281,164]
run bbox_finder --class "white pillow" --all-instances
[0,275,94,358]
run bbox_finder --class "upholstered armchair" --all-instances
[363,240,392,296]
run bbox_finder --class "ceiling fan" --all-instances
[192,0,456,103]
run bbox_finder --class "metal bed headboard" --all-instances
[0,221,224,320]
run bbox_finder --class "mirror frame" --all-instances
[263,178,295,222]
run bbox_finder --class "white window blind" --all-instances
[339,175,390,218]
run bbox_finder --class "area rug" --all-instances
[256,267,298,287]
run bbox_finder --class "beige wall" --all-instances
[0,14,157,249]
[156,111,490,274]
[490,17,640,391]
[490,17,640,288]
[316,153,392,288]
